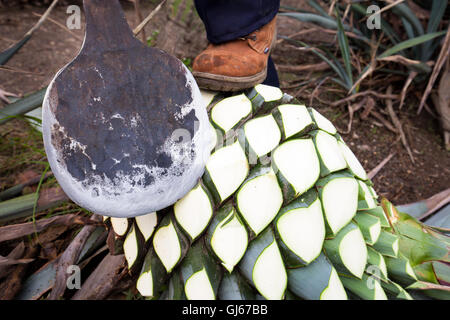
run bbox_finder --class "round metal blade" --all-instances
[42,45,215,218]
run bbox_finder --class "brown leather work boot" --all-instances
[192,17,277,92]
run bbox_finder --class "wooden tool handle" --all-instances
[83,0,139,53]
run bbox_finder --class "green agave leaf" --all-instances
[15,260,57,300]
[0,188,67,224]
[433,261,450,285]
[378,31,446,59]
[424,205,450,230]
[392,3,425,37]
[330,77,349,90]
[397,189,450,224]
[307,0,329,17]
[279,12,339,30]
[422,0,448,61]
[350,4,401,45]
[335,9,353,90]
[407,281,450,300]
[0,172,50,201]
[0,88,46,125]
[0,0,58,66]
[413,261,450,287]
[280,37,350,90]
[397,201,431,219]
[0,193,39,223]
[401,17,420,59]
[279,5,313,14]
[392,214,449,265]
[352,64,370,87]
[319,45,352,89]
[279,12,364,38]
[0,35,31,66]
[77,227,109,263]
[413,261,439,284]
[397,232,447,266]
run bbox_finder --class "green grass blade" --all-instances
[31,164,50,239]
[378,31,446,59]
[22,115,42,125]
[0,88,46,125]
[335,9,353,89]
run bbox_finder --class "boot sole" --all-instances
[192,68,267,92]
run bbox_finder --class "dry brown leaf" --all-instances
[0,256,34,267]
[431,58,450,149]
[0,246,38,300]
[419,28,450,114]
[399,71,418,109]
[378,55,423,67]
[0,214,95,243]
[331,90,399,107]
[368,153,396,179]
[277,62,329,73]
[71,253,127,300]
[49,215,102,300]
[386,86,415,164]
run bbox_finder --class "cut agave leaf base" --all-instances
[98,85,449,301]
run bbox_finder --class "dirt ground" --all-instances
[0,0,449,205]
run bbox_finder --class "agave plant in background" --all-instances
[279,0,448,106]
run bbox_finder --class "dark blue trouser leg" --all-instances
[193,0,280,44]
[263,56,279,88]
[194,0,280,87]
